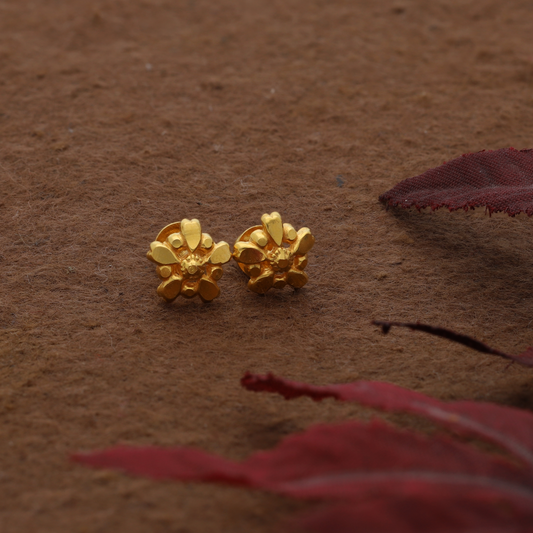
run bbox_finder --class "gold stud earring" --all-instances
[233,211,315,294]
[146,218,231,302]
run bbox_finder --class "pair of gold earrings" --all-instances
[146,212,315,302]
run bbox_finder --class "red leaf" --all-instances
[72,420,533,531]
[72,446,249,485]
[379,147,533,216]
[372,320,533,367]
[242,373,533,470]
[72,420,533,496]
[290,494,533,533]
[72,375,533,532]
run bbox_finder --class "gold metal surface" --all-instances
[147,219,230,302]
[233,211,315,294]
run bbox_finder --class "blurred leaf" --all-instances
[72,373,533,532]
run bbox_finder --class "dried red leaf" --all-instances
[379,147,533,216]
[372,320,533,367]
[242,373,533,469]
[72,374,533,532]
[291,494,533,533]
[72,421,533,515]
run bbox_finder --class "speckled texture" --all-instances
[1,0,533,531]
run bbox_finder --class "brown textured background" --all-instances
[1,0,533,531]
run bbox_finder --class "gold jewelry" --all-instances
[147,218,231,302]
[233,212,314,294]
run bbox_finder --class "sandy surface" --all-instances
[1,0,533,531]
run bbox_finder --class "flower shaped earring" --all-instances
[233,212,315,294]
[146,218,231,302]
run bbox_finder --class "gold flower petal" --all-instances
[261,211,283,246]
[181,218,202,251]
[157,275,182,301]
[234,242,266,264]
[249,269,274,294]
[287,269,308,289]
[209,241,231,265]
[148,242,179,265]
[293,227,315,255]
[198,276,220,302]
